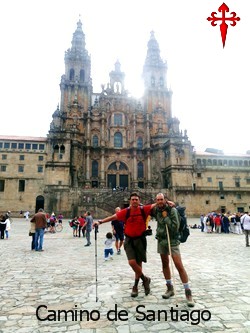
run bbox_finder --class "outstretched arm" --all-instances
[93,213,118,226]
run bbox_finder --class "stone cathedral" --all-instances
[1,20,250,217]
[48,20,186,189]
[45,20,192,213]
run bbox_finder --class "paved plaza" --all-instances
[0,217,249,333]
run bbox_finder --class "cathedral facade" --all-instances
[0,20,250,217]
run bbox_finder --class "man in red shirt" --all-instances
[77,215,86,238]
[214,214,222,233]
[96,192,155,297]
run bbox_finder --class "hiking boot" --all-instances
[162,284,174,299]
[142,276,151,295]
[131,285,138,297]
[185,289,195,307]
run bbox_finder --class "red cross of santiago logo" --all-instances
[207,3,240,48]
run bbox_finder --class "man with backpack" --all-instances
[151,192,195,307]
[96,192,155,297]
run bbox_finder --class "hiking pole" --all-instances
[94,224,98,302]
[165,223,178,305]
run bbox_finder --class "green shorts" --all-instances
[157,242,180,256]
[124,235,147,263]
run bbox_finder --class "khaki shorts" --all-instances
[124,235,147,263]
[157,242,180,256]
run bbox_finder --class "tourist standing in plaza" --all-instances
[83,211,93,246]
[150,192,195,307]
[200,214,204,232]
[241,212,250,247]
[29,219,36,250]
[24,211,30,221]
[222,213,230,234]
[214,214,222,234]
[235,212,243,234]
[5,217,11,239]
[111,207,124,254]
[0,214,7,239]
[77,215,86,237]
[30,208,47,252]
[95,192,155,297]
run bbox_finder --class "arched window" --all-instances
[92,135,99,147]
[119,162,128,170]
[92,161,98,177]
[114,132,123,148]
[54,145,59,153]
[108,162,117,170]
[69,68,75,80]
[137,137,143,149]
[60,145,65,154]
[80,69,85,82]
[138,162,144,178]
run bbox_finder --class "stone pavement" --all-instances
[0,218,249,333]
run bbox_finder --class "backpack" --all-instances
[125,205,146,221]
[176,206,190,243]
[125,206,152,236]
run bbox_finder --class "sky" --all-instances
[0,0,249,155]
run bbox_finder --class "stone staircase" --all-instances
[78,188,156,217]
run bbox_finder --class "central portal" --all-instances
[107,162,129,189]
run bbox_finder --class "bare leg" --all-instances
[160,253,188,283]
[128,259,142,279]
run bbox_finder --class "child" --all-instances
[104,232,115,261]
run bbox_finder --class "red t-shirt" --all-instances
[116,205,152,238]
[78,217,85,227]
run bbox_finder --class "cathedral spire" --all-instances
[72,19,86,50]
[63,19,91,84]
[142,31,167,90]
[144,31,165,67]
[59,19,92,120]
[65,19,86,60]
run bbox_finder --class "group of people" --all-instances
[45,212,63,233]
[29,210,64,250]
[96,192,195,307]
[69,212,94,247]
[0,211,11,239]
[6,192,196,306]
[200,211,250,246]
